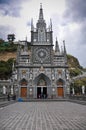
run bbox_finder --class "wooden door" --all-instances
[57,87,64,97]
[21,87,27,98]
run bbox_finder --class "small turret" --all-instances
[63,40,67,54]
[63,40,67,63]
[55,37,60,53]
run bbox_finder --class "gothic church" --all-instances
[13,5,70,99]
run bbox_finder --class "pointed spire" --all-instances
[63,40,67,63]
[31,18,34,31]
[39,3,44,20]
[50,19,52,31]
[63,40,67,54]
[55,37,60,53]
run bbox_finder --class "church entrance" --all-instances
[37,76,47,98]
[34,73,51,99]
[20,78,28,98]
[37,87,41,98]
[57,78,64,97]
[21,87,27,98]
[37,87,47,98]
[57,87,64,97]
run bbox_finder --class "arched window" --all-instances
[20,79,28,86]
[57,79,64,86]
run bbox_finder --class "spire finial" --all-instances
[40,3,42,9]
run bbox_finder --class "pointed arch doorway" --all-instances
[20,78,28,98]
[57,78,64,97]
[37,77,47,98]
[34,73,50,98]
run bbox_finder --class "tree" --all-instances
[0,39,4,44]
[0,59,14,79]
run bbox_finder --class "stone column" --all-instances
[47,86,51,98]
[33,86,37,98]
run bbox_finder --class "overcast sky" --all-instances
[0,0,86,67]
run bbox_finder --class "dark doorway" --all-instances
[37,87,47,98]
[43,87,47,98]
[37,87,41,98]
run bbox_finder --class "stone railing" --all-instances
[69,95,86,101]
[0,95,8,101]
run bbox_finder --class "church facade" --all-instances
[13,5,70,99]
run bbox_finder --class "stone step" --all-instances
[20,98,67,102]
[0,100,16,108]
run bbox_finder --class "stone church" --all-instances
[13,4,70,99]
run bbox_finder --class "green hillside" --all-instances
[67,54,86,94]
[67,54,83,77]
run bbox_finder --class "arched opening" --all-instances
[20,78,28,98]
[34,73,50,98]
[57,78,64,97]
[20,78,28,86]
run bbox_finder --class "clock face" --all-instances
[38,49,46,58]
[33,47,50,63]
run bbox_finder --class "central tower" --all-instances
[31,4,53,64]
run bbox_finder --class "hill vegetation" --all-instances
[67,54,83,77]
[0,58,14,79]
[67,54,86,94]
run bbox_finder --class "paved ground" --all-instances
[0,102,86,130]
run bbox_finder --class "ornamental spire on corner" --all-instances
[63,40,67,54]
[55,37,60,53]
[39,3,44,20]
